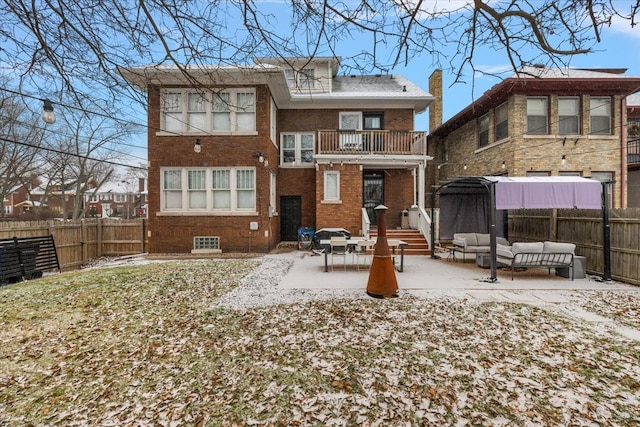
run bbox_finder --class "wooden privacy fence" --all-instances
[0,219,148,271]
[508,208,640,286]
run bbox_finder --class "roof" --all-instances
[629,93,640,107]
[430,67,640,138]
[119,58,433,113]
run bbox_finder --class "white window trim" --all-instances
[323,170,341,202]
[280,132,315,166]
[159,167,257,215]
[159,88,257,135]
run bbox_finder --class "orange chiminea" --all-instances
[366,205,399,298]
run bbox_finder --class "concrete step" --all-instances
[370,229,430,256]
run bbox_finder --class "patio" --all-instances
[273,249,633,293]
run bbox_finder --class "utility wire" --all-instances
[0,114,148,163]
[0,136,147,171]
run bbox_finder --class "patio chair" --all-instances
[388,239,400,267]
[354,239,375,271]
[330,236,348,271]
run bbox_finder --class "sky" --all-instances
[402,16,640,132]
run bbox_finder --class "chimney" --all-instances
[428,69,443,131]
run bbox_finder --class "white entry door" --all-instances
[339,112,362,150]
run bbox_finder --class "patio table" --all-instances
[319,238,407,273]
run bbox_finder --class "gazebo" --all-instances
[430,176,611,282]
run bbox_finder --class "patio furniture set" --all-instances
[319,236,408,273]
[452,232,583,280]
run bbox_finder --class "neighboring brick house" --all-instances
[120,57,434,254]
[428,67,640,208]
[85,178,147,219]
[628,93,640,206]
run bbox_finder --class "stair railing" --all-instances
[416,206,433,251]
[361,208,371,240]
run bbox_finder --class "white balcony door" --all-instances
[339,112,362,150]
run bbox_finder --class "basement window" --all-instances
[192,236,221,254]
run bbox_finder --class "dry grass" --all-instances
[1,260,639,426]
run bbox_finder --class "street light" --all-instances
[42,99,56,124]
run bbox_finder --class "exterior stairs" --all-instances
[369,228,430,256]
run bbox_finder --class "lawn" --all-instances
[1,259,639,426]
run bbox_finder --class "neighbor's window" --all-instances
[281,133,315,165]
[161,167,256,213]
[114,194,127,203]
[161,89,256,133]
[495,102,509,141]
[478,113,490,147]
[324,171,340,201]
[590,97,612,135]
[558,97,580,135]
[527,97,548,134]
[526,171,550,177]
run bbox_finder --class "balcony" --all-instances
[628,138,640,166]
[317,130,427,156]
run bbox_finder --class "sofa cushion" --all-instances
[496,244,513,259]
[511,242,544,255]
[543,241,575,254]
[453,233,478,247]
[476,233,491,246]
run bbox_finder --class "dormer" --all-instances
[254,56,340,94]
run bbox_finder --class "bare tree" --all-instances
[35,110,130,220]
[1,0,638,105]
[0,91,42,216]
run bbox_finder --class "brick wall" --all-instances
[428,93,626,208]
[279,108,415,131]
[278,167,317,230]
[147,85,280,253]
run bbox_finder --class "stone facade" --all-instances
[429,77,640,209]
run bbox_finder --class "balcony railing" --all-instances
[317,130,427,156]
[628,138,640,165]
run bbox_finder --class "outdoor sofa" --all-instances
[452,233,509,260]
[496,241,576,280]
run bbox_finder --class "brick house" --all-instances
[627,94,640,206]
[84,178,147,219]
[120,57,434,254]
[427,67,640,208]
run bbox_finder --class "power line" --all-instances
[0,114,148,163]
[0,136,147,171]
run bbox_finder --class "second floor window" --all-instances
[527,97,548,134]
[478,113,490,147]
[281,133,314,165]
[495,102,509,141]
[559,97,580,135]
[114,194,127,203]
[161,89,256,134]
[590,97,612,135]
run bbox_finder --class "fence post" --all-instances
[140,218,145,253]
[81,219,87,265]
[97,218,103,257]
